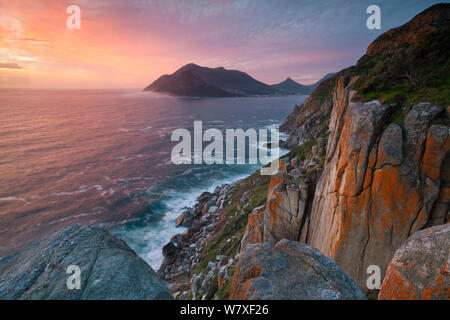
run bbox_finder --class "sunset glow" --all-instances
[0,0,441,88]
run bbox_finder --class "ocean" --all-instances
[0,89,305,269]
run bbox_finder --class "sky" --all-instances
[0,0,443,89]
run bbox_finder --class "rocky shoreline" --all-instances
[158,175,265,299]
[158,129,329,299]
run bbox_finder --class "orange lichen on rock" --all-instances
[240,210,265,251]
[379,224,450,300]
[229,241,366,300]
[306,81,447,294]
[378,267,417,300]
[422,125,450,181]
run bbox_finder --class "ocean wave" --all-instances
[112,171,253,270]
[100,188,115,197]
[119,154,152,162]
[119,126,153,133]
[51,185,87,197]
[0,196,28,203]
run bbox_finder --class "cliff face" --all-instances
[307,78,448,293]
[242,78,449,296]
[280,75,336,148]
[238,3,450,297]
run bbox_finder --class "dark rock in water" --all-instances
[162,242,178,259]
[175,210,194,228]
[0,225,173,300]
[197,191,213,203]
[229,240,367,300]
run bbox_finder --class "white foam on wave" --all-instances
[100,188,115,197]
[113,172,251,270]
[51,185,88,197]
[120,154,151,163]
[119,126,153,133]
[263,122,289,141]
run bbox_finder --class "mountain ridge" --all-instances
[144,63,279,97]
[271,77,312,95]
[144,63,333,97]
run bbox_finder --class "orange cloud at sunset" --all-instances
[0,1,186,88]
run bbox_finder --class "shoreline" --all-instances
[156,133,291,298]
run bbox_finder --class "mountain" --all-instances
[271,77,312,95]
[144,63,280,97]
[145,63,336,98]
[271,74,337,95]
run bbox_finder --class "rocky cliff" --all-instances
[158,4,449,300]
[279,74,336,148]
[238,3,450,298]
[366,3,449,57]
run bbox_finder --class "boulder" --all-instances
[379,223,450,300]
[202,200,216,214]
[0,225,173,300]
[170,234,183,248]
[207,206,219,213]
[162,241,178,259]
[175,210,194,228]
[197,192,212,203]
[229,240,366,300]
